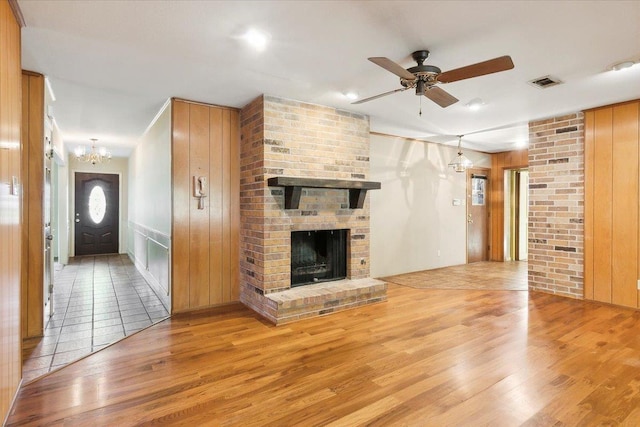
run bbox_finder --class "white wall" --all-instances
[68,156,129,256]
[128,102,171,234]
[370,133,491,277]
[127,101,172,310]
[52,122,70,264]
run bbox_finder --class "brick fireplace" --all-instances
[239,95,387,324]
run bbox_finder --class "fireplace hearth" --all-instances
[291,229,347,286]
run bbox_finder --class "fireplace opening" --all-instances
[291,229,347,287]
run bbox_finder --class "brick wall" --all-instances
[239,95,382,322]
[239,95,266,312]
[528,112,585,298]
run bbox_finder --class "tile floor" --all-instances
[22,254,170,383]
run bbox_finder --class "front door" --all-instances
[467,168,490,263]
[74,173,119,256]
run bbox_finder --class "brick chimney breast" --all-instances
[238,95,386,324]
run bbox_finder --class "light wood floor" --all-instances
[8,263,640,426]
[384,261,528,291]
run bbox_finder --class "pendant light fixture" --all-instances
[448,135,473,173]
[75,138,112,165]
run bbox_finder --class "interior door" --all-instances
[74,173,119,256]
[507,169,529,261]
[467,168,490,263]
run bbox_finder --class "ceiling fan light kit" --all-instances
[354,49,514,108]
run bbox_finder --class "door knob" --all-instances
[75,219,80,223]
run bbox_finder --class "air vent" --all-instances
[528,75,563,89]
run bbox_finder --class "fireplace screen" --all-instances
[291,229,347,287]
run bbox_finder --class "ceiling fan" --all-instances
[353,50,514,108]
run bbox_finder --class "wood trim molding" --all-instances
[22,70,43,77]
[8,0,25,27]
[583,98,640,113]
[171,97,240,111]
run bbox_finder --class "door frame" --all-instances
[70,169,123,257]
[505,168,529,261]
[466,167,491,263]
[44,141,53,323]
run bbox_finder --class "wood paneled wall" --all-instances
[171,99,240,313]
[490,149,528,261]
[584,100,640,308]
[20,71,45,338]
[0,0,22,421]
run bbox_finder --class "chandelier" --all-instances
[448,135,473,173]
[75,138,111,165]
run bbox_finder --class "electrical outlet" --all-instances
[437,250,441,257]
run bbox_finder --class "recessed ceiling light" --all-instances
[466,98,485,111]
[344,92,358,101]
[611,60,636,71]
[515,140,528,148]
[243,28,269,51]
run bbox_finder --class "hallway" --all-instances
[22,255,169,382]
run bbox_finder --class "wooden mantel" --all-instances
[267,177,381,209]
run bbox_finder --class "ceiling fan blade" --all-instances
[437,55,514,84]
[423,86,459,108]
[351,87,410,104]
[368,57,416,80]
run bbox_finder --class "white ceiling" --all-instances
[19,0,640,156]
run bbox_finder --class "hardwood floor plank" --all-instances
[8,262,640,425]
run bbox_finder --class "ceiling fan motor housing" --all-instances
[404,50,442,95]
[404,65,442,95]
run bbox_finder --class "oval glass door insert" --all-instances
[89,185,107,224]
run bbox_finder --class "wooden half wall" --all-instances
[1,0,22,422]
[171,99,240,312]
[490,149,528,261]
